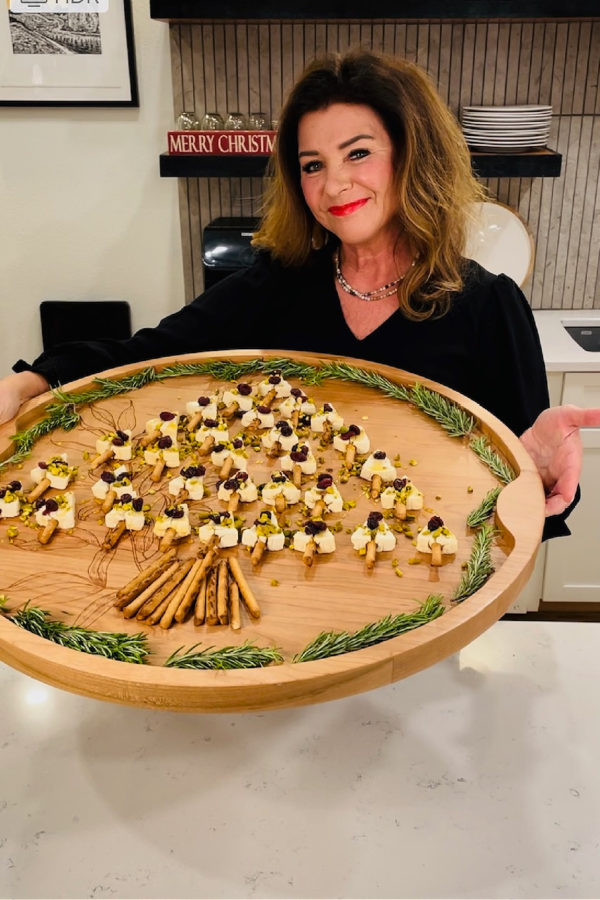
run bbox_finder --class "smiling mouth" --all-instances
[328,198,369,216]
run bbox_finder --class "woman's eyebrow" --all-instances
[298,133,374,159]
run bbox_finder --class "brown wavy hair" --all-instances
[253,49,486,320]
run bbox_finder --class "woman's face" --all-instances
[297,103,397,250]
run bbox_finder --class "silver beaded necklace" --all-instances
[334,248,415,302]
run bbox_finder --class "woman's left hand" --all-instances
[520,405,600,517]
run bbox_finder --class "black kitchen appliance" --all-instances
[202,217,259,288]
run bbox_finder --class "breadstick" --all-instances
[262,388,276,407]
[194,577,208,626]
[227,491,240,514]
[217,559,229,624]
[431,543,443,567]
[205,567,218,625]
[159,558,199,629]
[345,443,356,467]
[250,539,266,567]
[146,592,173,626]
[101,489,117,514]
[186,411,202,432]
[103,519,127,551]
[303,538,316,568]
[174,546,217,623]
[268,440,282,459]
[291,409,300,429]
[176,489,189,504]
[142,559,194,625]
[312,499,326,518]
[228,557,260,619]
[229,581,241,631]
[116,548,177,605]
[274,492,286,514]
[322,420,333,444]
[219,456,234,479]
[119,561,180,617]
[140,430,160,448]
[151,459,166,482]
[394,499,407,520]
[222,403,238,419]
[90,449,114,470]
[292,464,302,488]
[27,478,51,503]
[198,435,214,456]
[159,527,177,552]
[365,539,377,570]
[38,517,58,545]
[370,474,382,500]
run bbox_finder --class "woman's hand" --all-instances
[520,405,600,517]
[0,372,50,427]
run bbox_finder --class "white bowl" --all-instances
[465,200,534,287]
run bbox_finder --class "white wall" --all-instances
[0,1,184,376]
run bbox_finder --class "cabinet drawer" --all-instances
[563,373,600,449]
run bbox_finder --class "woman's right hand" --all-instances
[0,372,50,426]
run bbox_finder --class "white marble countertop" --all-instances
[533,308,600,372]
[1,619,600,899]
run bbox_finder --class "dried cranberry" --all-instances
[120,493,133,504]
[323,403,333,412]
[373,450,386,460]
[101,471,116,484]
[299,414,311,427]
[0,489,6,500]
[44,498,59,513]
[349,424,361,435]
[157,436,173,449]
[116,430,130,442]
[224,479,237,491]
[305,520,326,535]
[196,465,206,476]
[203,418,218,429]
[8,480,22,492]
[290,451,307,463]
[38,461,48,469]
[290,387,302,398]
[393,477,408,491]
[275,420,288,429]
[268,375,281,385]
[257,405,271,415]
[317,474,333,490]
[428,515,444,531]
[278,424,293,438]
[233,439,243,449]
[366,511,384,530]
[132,498,144,512]
[339,431,352,442]
[234,409,245,419]
[112,437,124,447]
[165,507,176,518]
[237,383,252,396]
[213,444,226,454]
[236,471,249,483]
[197,397,210,407]
[272,473,287,483]
[159,411,175,421]
[35,498,46,510]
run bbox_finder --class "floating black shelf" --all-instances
[150,0,598,20]
[160,149,562,180]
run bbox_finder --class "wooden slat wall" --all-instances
[169,18,600,309]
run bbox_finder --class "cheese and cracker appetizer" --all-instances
[29,453,77,501]
[168,464,206,502]
[360,450,397,499]
[277,388,317,427]
[92,429,133,467]
[185,394,220,431]
[140,410,180,447]
[240,402,275,431]
[304,473,344,517]
[310,402,344,441]
[0,481,24,519]
[217,471,258,512]
[381,476,424,519]
[197,511,239,548]
[35,492,75,544]
[281,442,317,486]
[143,435,181,481]
[333,423,370,466]
[103,493,146,548]
[195,417,230,455]
[416,515,458,566]
[241,509,285,565]
[261,471,301,512]
[351,511,396,569]
[221,382,255,418]
[154,503,192,550]
[261,420,298,457]
[91,466,133,513]
[292,519,336,567]
[257,370,292,406]
[210,437,249,478]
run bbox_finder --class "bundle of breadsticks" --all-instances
[114,546,260,631]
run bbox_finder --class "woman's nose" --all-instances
[324,164,351,196]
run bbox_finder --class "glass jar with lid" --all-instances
[176,111,200,130]
[224,112,247,130]
[200,112,224,130]
[248,111,268,130]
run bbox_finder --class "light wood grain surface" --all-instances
[0,350,545,712]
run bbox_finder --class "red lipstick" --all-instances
[328,198,368,216]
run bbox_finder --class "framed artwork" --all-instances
[0,0,138,106]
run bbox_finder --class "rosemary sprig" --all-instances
[469,436,515,484]
[157,359,265,382]
[466,486,502,528]
[452,524,496,602]
[409,383,475,437]
[293,594,445,663]
[7,605,150,664]
[164,641,283,669]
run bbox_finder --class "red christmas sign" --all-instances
[167,130,276,156]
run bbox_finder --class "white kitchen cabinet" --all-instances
[542,372,600,604]
[510,372,564,612]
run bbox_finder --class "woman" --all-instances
[1,50,597,538]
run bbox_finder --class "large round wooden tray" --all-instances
[0,350,544,712]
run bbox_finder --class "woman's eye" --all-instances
[348,148,370,160]
[301,160,322,174]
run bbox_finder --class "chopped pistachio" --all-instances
[409,458,418,466]
[270,579,280,587]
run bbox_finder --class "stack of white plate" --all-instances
[460,105,552,153]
